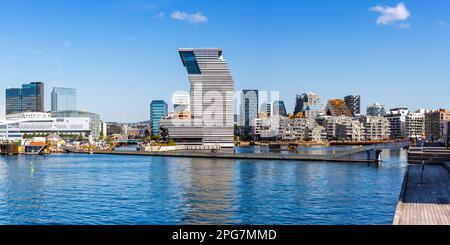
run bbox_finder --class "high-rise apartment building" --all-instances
[240,90,259,128]
[150,100,168,136]
[385,108,409,139]
[51,87,77,111]
[366,103,386,116]
[5,82,44,115]
[293,92,324,118]
[325,99,352,117]
[406,111,425,139]
[424,109,450,141]
[344,95,361,116]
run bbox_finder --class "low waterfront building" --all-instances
[0,117,91,141]
[424,109,450,141]
[385,108,409,139]
[282,117,326,142]
[253,115,285,140]
[359,116,390,141]
[366,103,386,116]
[336,120,365,141]
[320,116,363,141]
[325,99,352,117]
[50,110,101,139]
[6,112,51,120]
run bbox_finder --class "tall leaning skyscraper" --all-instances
[162,48,235,148]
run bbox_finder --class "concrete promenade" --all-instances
[70,149,379,163]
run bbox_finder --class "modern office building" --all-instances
[5,82,44,115]
[293,92,324,118]
[385,108,409,139]
[0,116,90,141]
[51,87,77,111]
[172,93,190,112]
[273,100,288,117]
[424,109,450,141]
[150,100,168,136]
[160,48,235,147]
[240,90,259,128]
[325,99,352,117]
[50,110,101,139]
[344,95,361,116]
[366,103,386,116]
[259,102,271,117]
[5,88,22,115]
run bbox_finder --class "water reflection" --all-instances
[0,149,407,224]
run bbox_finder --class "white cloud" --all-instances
[170,11,208,23]
[369,2,411,25]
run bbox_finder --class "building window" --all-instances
[181,51,201,75]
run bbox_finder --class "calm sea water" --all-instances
[0,148,407,224]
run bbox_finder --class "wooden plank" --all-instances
[393,164,450,225]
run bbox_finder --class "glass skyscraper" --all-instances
[5,82,44,115]
[150,100,168,136]
[240,90,259,128]
[273,100,288,117]
[51,87,77,111]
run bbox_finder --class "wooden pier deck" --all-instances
[393,164,450,225]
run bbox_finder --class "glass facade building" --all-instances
[273,100,288,117]
[5,82,44,115]
[240,90,259,128]
[51,87,77,111]
[150,100,168,136]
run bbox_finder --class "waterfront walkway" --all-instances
[393,164,450,225]
[78,149,379,163]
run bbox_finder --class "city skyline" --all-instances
[0,0,449,122]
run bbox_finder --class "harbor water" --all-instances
[0,148,407,224]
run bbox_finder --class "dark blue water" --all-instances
[0,149,407,224]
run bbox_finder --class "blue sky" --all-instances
[0,0,449,122]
